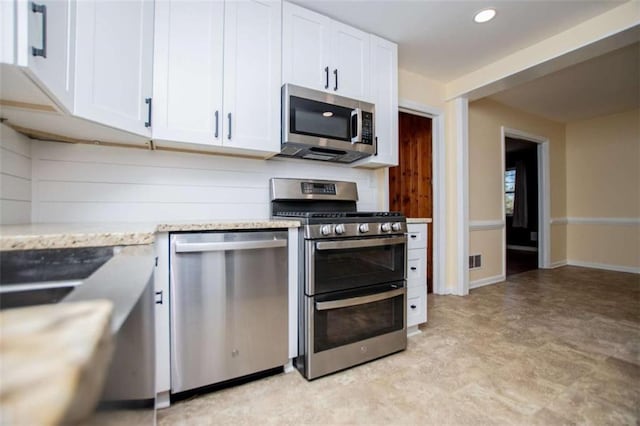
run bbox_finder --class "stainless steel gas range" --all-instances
[270,178,407,380]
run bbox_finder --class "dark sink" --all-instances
[0,247,114,309]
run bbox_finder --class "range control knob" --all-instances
[358,223,370,233]
[381,223,391,232]
[391,222,402,232]
[320,225,333,236]
[335,224,346,235]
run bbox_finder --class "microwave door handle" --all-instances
[351,108,362,143]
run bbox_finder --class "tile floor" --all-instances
[158,266,640,425]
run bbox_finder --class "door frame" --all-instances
[390,99,446,295]
[501,127,551,273]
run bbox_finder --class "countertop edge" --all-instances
[406,218,433,224]
[0,220,301,251]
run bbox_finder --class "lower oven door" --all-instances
[302,282,407,379]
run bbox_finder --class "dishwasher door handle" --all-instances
[174,239,287,253]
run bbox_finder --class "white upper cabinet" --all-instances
[152,0,224,145]
[223,0,281,153]
[355,34,398,168]
[282,2,331,92]
[153,0,281,156]
[74,0,154,137]
[283,2,370,100]
[331,21,370,100]
[8,0,75,111]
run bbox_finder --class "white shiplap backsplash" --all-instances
[30,140,382,223]
[0,125,32,224]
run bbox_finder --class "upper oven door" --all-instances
[306,235,406,295]
[283,84,375,155]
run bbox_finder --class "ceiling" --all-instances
[487,42,640,123]
[290,0,626,82]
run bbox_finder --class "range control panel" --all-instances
[301,182,337,195]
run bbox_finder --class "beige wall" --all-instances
[469,229,503,284]
[566,108,640,218]
[468,99,567,283]
[565,108,640,270]
[398,69,446,109]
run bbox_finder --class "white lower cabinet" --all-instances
[406,222,428,334]
[407,285,427,329]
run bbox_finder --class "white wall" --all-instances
[29,140,380,223]
[0,125,32,224]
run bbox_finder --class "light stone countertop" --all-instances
[0,220,301,251]
[0,301,114,425]
[407,218,433,224]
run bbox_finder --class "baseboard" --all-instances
[507,244,538,252]
[469,274,506,289]
[549,260,568,269]
[567,260,640,274]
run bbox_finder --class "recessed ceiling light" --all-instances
[322,111,334,117]
[474,8,496,23]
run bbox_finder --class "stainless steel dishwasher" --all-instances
[169,231,288,393]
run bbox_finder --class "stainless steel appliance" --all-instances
[280,84,375,163]
[270,178,407,380]
[169,231,288,393]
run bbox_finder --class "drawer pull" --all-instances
[410,267,417,271]
[410,235,417,239]
[410,304,417,309]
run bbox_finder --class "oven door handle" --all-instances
[316,287,405,311]
[315,236,406,251]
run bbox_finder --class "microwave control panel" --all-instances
[360,112,374,145]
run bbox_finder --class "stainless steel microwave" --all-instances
[279,84,375,163]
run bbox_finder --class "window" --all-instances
[505,168,516,216]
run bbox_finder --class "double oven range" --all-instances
[271,178,407,380]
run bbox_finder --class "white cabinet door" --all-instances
[152,0,224,146]
[0,0,14,64]
[355,35,398,168]
[330,21,370,100]
[13,0,75,111]
[223,0,281,154]
[282,1,331,91]
[74,0,153,136]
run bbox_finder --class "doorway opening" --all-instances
[389,111,433,292]
[505,137,539,276]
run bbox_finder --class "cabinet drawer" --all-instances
[407,224,427,250]
[407,285,426,327]
[406,251,426,286]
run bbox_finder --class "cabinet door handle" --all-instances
[410,267,417,271]
[324,66,329,89]
[145,98,152,128]
[214,110,219,138]
[31,2,47,58]
[227,113,232,140]
[410,304,417,309]
[155,290,163,304]
[410,234,417,239]
[333,69,338,91]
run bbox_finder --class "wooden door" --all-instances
[389,112,433,292]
